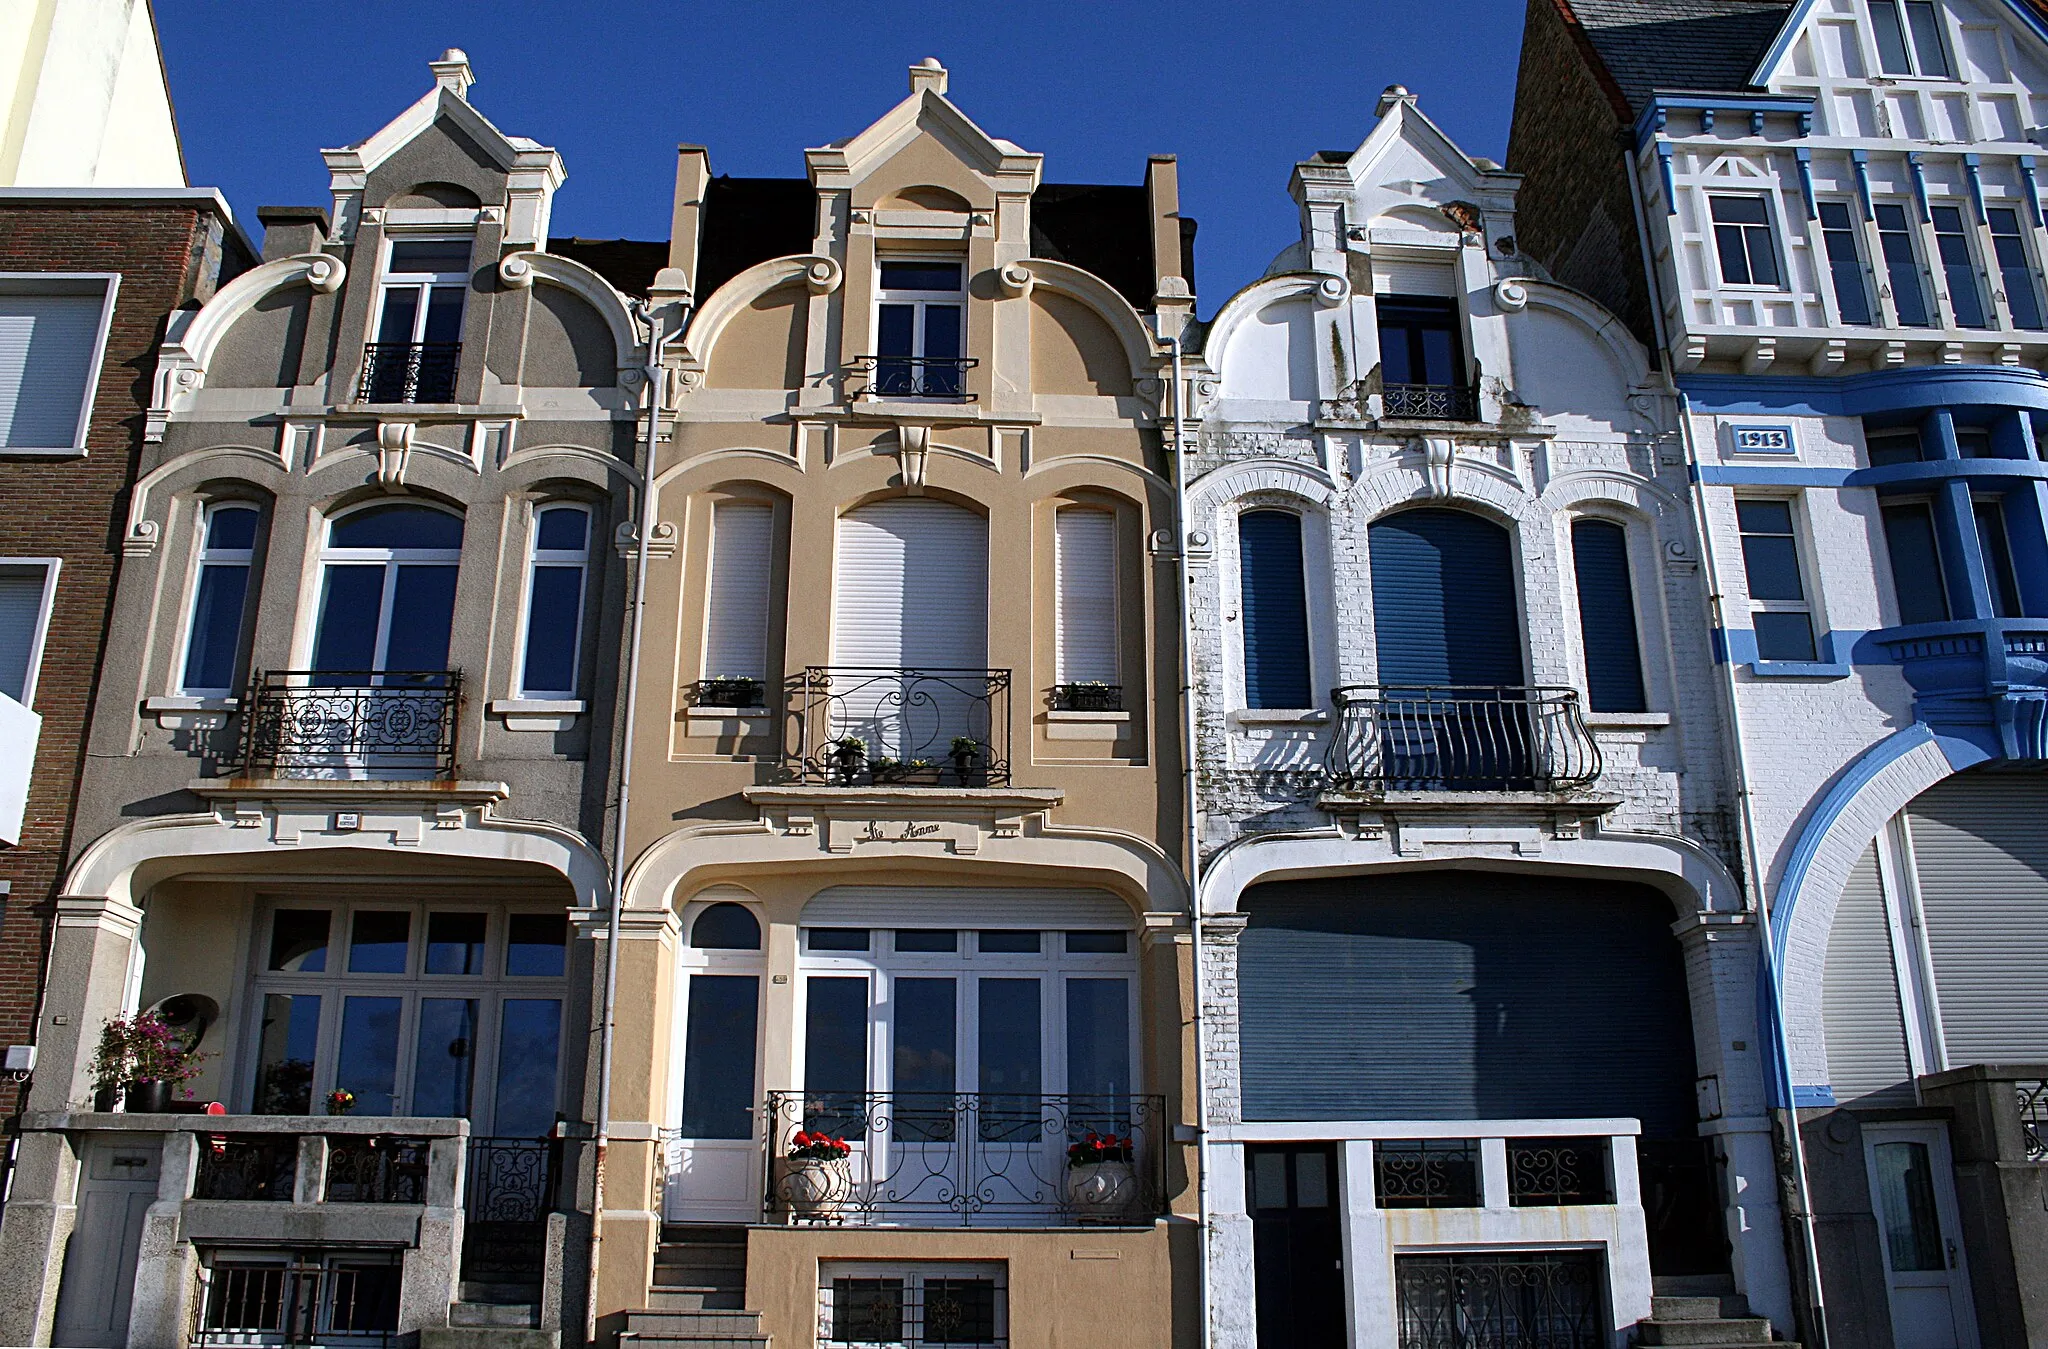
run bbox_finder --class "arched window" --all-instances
[311,503,463,678]
[691,902,762,950]
[519,503,591,698]
[180,502,261,696]
[1238,510,1311,708]
[1570,518,1647,713]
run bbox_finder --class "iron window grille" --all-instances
[323,1137,430,1204]
[194,1136,299,1201]
[819,1264,1007,1347]
[787,667,1010,787]
[696,676,766,708]
[1381,382,1479,421]
[1050,682,1122,713]
[1374,1139,1480,1209]
[853,354,979,400]
[357,342,461,404]
[1506,1137,1612,1206]
[193,1258,399,1348]
[1394,1251,1604,1349]
[459,1135,561,1284]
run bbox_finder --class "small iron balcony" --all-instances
[853,355,978,399]
[1325,684,1601,793]
[789,667,1009,787]
[359,342,460,404]
[241,670,461,780]
[1382,382,1479,421]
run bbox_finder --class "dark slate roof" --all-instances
[1565,0,1796,115]
[1030,183,1196,312]
[547,237,666,297]
[696,176,818,300]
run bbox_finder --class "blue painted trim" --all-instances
[1909,153,1931,223]
[1693,465,1852,487]
[1966,154,1987,225]
[2023,157,2043,230]
[1678,365,2048,417]
[1853,150,1875,222]
[1795,148,1817,221]
[1701,107,1716,134]
[1657,144,1676,215]
[1634,93,1818,152]
[1751,659,1853,678]
[1716,627,1871,668]
[1794,1085,1839,1108]
[1847,458,2048,489]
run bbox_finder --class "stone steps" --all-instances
[1636,1291,1795,1348]
[622,1305,771,1347]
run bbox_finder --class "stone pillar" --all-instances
[0,1128,81,1346]
[1198,914,1255,1349]
[400,1133,466,1333]
[127,1130,197,1349]
[30,897,143,1113]
[294,1134,330,1203]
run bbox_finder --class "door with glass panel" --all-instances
[665,902,766,1222]
[1863,1123,1979,1349]
[248,900,567,1140]
[793,924,1136,1222]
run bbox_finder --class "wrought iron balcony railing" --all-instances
[241,670,461,780]
[788,667,1010,787]
[1325,684,1601,793]
[358,341,460,404]
[853,354,978,399]
[761,1091,1167,1226]
[1382,382,1479,420]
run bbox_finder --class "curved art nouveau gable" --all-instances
[1010,258,1159,381]
[1201,274,1339,406]
[679,255,833,372]
[497,250,647,379]
[153,253,346,408]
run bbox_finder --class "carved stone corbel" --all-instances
[896,424,931,494]
[376,422,415,492]
[1417,436,1455,499]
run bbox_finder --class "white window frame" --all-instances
[1867,0,1954,79]
[0,273,120,457]
[1734,495,1822,663]
[817,1261,1008,1349]
[176,502,262,698]
[309,503,464,673]
[1985,205,2046,331]
[1708,194,1787,291]
[241,895,570,1130]
[0,557,60,707]
[1926,201,1992,330]
[1872,200,1936,328]
[515,501,592,699]
[1815,199,1877,327]
[373,235,471,345]
[874,255,967,359]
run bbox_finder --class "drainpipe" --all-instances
[1624,145,1831,1347]
[588,293,681,1345]
[1164,332,1214,1349]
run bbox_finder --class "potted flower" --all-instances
[326,1088,357,1116]
[778,1129,853,1219]
[1054,681,1121,713]
[831,736,867,784]
[91,1011,209,1113]
[86,1017,132,1112]
[950,736,983,784]
[699,675,763,708]
[1065,1131,1137,1220]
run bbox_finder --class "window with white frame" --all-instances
[247,897,568,1134]
[1816,201,1875,326]
[0,274,117,453]
[701,499,775,696]
[1873,203,1934,327]
[1869,0,1952,78]
[874,258,966,397]
[180,503,261,697]
[367,239,470,402]
[1928,205,1989,329]
[0,560,59,706]
[518,503,591,698]
[1709,196,1783,288]
[1987,208,2044,330]
[310,503,463,678]
[819,1262,1007,1348]
[1735,498,1819,663]
[1053,506,1119,693]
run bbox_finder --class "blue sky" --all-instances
[159,0,1529,315]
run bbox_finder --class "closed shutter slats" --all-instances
[1822,846,1914,1105]
[0,567,47,703]
[1239,511,1311,707]
[1055,508,1118,684]
[0,293,100,450]
[1369,509,1523,686]
[1571,519,1648,713]
[833,499,987,668]
[1371,263,1457,297]
[704,502,774,680]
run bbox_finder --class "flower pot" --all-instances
[1065,1160,1136,1220]
[92,1086,121,1112]
[124,1079,172,1114]
[778,1155,851,1219]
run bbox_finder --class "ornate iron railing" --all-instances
[761,1091,1167,1225]
[1507,1137,1610,1206]
[241,670,461,779]
[194,1135,298,1201]
[1375,1139,1479,1209]
[325,1136,430,1204]
[788,667,1010,788]
[2019,1079,2048,1162]
[853,354,978,399]
[358,341,460,404]
[459,1135,560,1283]
[194,1260,398,1348]
[1326,685,1601,793]
[1394,1251,1603,1349]
[1382,382,1479,420]
[1050,682,1123,713]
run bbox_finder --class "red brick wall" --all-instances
[1507,0,1657,350]
[0,201,241,1116]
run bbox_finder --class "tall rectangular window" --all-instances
[875,258,965,397]
[180,504,260,696]
[1874,204,1933,327]
[680,975,761,1139]
[1238,510,1312,708]
[518,503,590,698]
[1870,0,1951,77]
[0,561,57,706]
[1987,208,2044,330]
[1975,499,2023,618]
[0,276,114,453]
[1818,201,1875,326]
[1736,499,1819,662]
[1711,196,1782,287]
[1054,507,1118,687]
[1881,502,1950,624]
[1570,519,1647,713]
[1376,296,1464,389]
[370,239,469,402]
[703,500,775,690]
[1929,206,1987,328]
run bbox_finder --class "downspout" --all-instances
[1164,332,1213,1349]
[1624,141,1831,1348]
[588,295,681,1344]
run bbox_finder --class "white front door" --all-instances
[664,968,765,1223]
[1863,1122,1979,1349]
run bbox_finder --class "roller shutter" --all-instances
[0,290,101,450]
[1238,511,1311,708]
[1237,873,1698,1136]
[1907,772,2048,1063]
[703,501,774,680]
[1055,507,1118,684]
[832,498,986,667]
[1369,509,1522,686]
[1822,845,1914,1106]
[1570,519,1647,713]
[0,565,49,704]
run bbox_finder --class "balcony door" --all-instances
[1367,508,1528,787]
[829,498,989,765]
